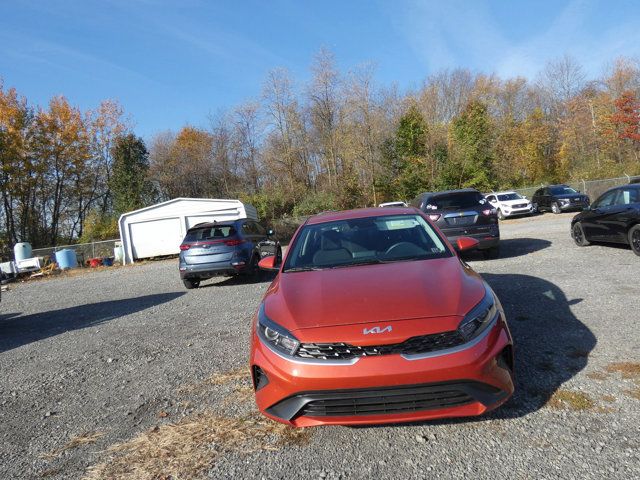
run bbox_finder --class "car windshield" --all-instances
[550,186,577,195]
[184,225,236,242]
[497,193,523,201]
[283,214,451,271]
[425,191,483,210]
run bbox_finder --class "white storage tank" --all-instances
[14,242,32,262]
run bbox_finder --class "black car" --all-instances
[571,183,640,256]
[178,219,281,288]
[411,188,500,258]
[532,185,590,214]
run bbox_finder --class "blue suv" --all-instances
[178,219,281,289]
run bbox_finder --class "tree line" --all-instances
[2,50,640,249]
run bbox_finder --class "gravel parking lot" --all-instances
[1,213,639,479]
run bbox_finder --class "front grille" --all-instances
[512,203,528,208]
[445,216,476,226]
[296,330,465,360]
[299,383,476,417]
[266,381,507,421]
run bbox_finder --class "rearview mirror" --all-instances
[456,237,480,252]
[258,255,280,271]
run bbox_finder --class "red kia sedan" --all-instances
[250,207,514,427]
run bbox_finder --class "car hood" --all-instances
[499,199,530,206]
[554,194,585,200]
[262,256,486,331]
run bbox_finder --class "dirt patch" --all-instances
[40,431,104,461]
[587,372,608,381]
[605,362,640,379]
[547,390,595,411]
[84,412,309,480]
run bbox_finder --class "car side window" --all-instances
[486,195,496,202]
[241,222,255,236]
[594,191,617,208]
[253,222,266,235]
[615,188,639,206]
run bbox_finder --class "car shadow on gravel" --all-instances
[363,273,597,430]
[200,271,277,288]
[480,273,597,420]
[462,238,552,261]
[0,292,184,353]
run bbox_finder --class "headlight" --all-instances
[458,286,498,342]
[257,304,300,356]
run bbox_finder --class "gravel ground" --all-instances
[1,213,639,479]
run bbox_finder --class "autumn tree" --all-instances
[110,134,153,216]
[444,100,495,190]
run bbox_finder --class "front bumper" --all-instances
[179,260,249,279]
[251,314,514,427]
[559,201,589,212]
[501,206,533,217]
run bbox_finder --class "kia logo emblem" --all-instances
[363,326,392,335]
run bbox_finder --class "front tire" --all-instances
[551,202,561,214]
[629,225,640,256]
[572,222,590,246]
[183,278,200,289]
[497,209,505,220]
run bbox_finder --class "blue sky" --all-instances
[2,0,639,138]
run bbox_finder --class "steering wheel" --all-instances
[384,242,422,257]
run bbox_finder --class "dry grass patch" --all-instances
[624,386,640,400]
[601,394,616,403]
[40,431,105,461]
[587,371,608,381]
[84,412,310,480]
[605,362,640,379]
[547,389,595,411]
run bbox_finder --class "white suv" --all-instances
[485,191,533,220]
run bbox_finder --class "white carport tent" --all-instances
[118,198,258,264]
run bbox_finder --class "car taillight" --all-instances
[428,214,441,222]
[224,239,247,246]
[179,244,190,251]
[482,208,497,216]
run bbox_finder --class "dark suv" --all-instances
[178,219,281,289]
[411,188,500,258]
[532,185,590,214]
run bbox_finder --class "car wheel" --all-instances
[532,203,539,214]
[628,225,640,257]
[183,278,200,289]
[497,209,505,220]
[483,246,500,260]
[572,222,590,247]
[551,202,561,214]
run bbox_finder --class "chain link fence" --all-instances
[513,175,640,201]
[31,239,120,266]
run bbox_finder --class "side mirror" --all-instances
[456,237,480,252]
[267,228,274,236]
[258,255,279,271]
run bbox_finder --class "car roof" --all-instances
[188,220,240,230]
[306,207,419,225]
[490,191,518,196]
[418,188,479,199]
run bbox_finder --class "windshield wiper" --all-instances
[284,266,325,272]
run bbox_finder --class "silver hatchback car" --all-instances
[178,219,280,289]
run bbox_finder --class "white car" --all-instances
[485,191,533,220]
[378,201,408,208]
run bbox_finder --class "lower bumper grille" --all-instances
[266,381,505,421]
[301,388,472,417]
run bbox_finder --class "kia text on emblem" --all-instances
[363,326,392,335]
